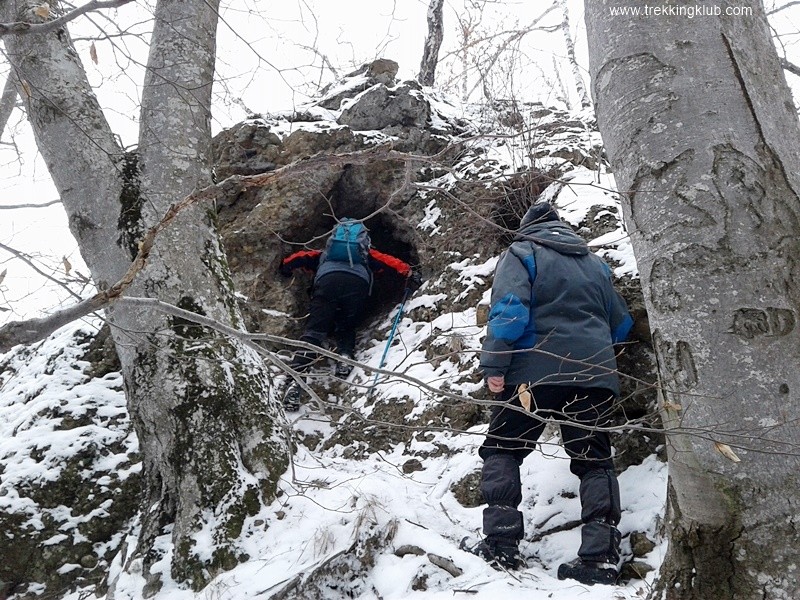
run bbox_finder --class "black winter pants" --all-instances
[292,272,369,370]
[478,384,622,562]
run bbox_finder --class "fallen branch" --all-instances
[529,518,582,543]
[427,553,463,577]
[0,143,433,353]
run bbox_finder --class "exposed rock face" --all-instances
[339,81,431,131]
[210,60,468,342]
[0,326,139,598]
[317,59,400,110]
[213,122,282,179]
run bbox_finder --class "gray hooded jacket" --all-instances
[480,220,633,395]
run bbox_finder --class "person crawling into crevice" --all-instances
[278,218,422,411]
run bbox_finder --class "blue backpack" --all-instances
[325,219,371,266]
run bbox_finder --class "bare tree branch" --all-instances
[767,0,800,16]
[0,292,110,351]
[8,281,795,457]
[0,199,62,210]
[0,241,83,303]
[0,0,136,37]
[117,296,663,432]
[465,3,559,101]
[0,144,433,352]
[780,56,800,78]
[0,178,207,352]
[28,294,797,458]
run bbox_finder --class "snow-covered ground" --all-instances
[1,312,665,599]
[105,429,666,599]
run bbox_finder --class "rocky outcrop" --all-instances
[339,81,431,131]
[0,326,139,599]
[210,58,659,471]
[317,59,400,110]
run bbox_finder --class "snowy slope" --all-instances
[0,311,665,600]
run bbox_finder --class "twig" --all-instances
[767,0,800,16]
[529,518,582,543]
[439,501,460,527]
[0,0,136,37]
[0,241,82,301]
[0,199,62,210]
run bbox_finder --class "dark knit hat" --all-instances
[520,202,560,227]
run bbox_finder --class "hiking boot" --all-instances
[335,359,354,379]
[557,557,618,585]
[333,350,355,379]
[282,383,304,412]
[460,536,522,570]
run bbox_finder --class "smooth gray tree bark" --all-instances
[585,1,800,598]
[1,0,290,593]
[0,73,18,141]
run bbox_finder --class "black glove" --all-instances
[407,271,423,291]
[279,262,292,277]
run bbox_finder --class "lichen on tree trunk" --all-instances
[2,0,291,593]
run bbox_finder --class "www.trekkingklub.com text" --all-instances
[609,4,753,18]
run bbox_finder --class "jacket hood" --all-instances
[520,202,560,227]
[516,220,589,256]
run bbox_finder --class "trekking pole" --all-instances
[368,287,411,395]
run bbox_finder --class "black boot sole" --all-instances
[557,563,617,585]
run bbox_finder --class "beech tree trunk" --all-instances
[585,1,800,598]
[418,0,445,86]
[2,0,290,593]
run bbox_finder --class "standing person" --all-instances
[462,202,633,585]
[278,218,420,410]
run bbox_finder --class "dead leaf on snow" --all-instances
[33,4,50,18]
